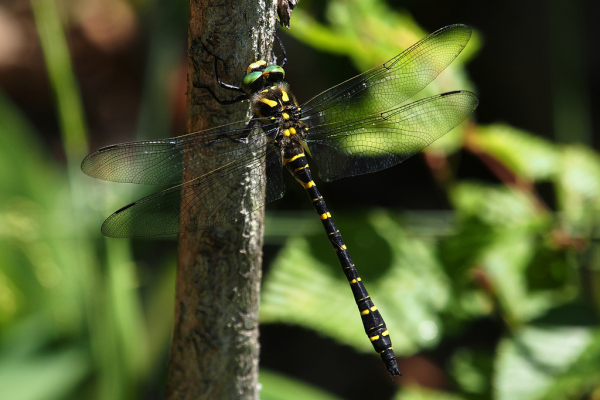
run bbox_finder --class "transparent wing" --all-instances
[305,91,478,181]
[83,24,475,236]
[82,120,285,237]
[301,24,472,124]
[82,119,267,185]
[100,137,283,237]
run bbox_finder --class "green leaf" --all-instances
[449,182,546,229]
[449,347,494,396]
[261,211,451,355]
[393,386,467,400]
[469,124,559,181]
[494,326,594,400]
[0,344,90,400]
[0,91,62,202]
[444,183,566,323]
[554,144,600,233]
[260,369,342,400]
[537,327,600,400]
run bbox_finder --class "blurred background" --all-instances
[1,0,599,399]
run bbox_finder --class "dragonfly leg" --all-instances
[193,82,248,105]
[202,119,257,148]
[273,32,287,68]
[193,42,249,105]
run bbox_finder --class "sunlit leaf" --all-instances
[393,386,467,400]
[469,124,559,181]
[537,328,600,400]
[554,144,600,233]
[0,345,90,400]
[449,348,494,396]
[261,211,451,355]
[260,369,342,400]
[449,182,547,229]
[494,326,594,400]
[444,183,563,323]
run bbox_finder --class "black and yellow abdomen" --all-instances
[246,71,402,377]
[281,140,400,377]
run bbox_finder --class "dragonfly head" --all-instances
[242,60,285,94]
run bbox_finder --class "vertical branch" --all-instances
[167,1,277,399]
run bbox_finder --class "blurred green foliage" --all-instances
[0,0,598,399]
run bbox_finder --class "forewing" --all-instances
[82,119,265,185]
[101,139,284,237]
[305,91,478,181]
[301,24,471,124]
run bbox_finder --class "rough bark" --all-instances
[167,2,277,399]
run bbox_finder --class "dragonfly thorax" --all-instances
[251,81,308,147]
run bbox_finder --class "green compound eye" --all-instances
[242,71,263,93]
[264,65,285,80]
[246,60,267,74]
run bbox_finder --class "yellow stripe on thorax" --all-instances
[260,98,278,108]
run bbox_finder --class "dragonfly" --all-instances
[82,24,478,377]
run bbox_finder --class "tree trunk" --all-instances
[167,2,277,399]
